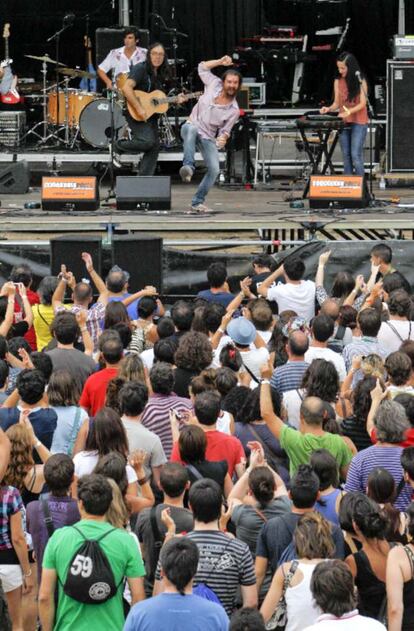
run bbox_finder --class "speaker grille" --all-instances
[50,236,102,281]
[387,61,414,172]
[113,235,163,294]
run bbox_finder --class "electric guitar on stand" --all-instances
[79,36,97,92]
[0,23,20,104]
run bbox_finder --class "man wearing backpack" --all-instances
[153,479,257,615]
[38,474,145,631]
[124,538,228,630]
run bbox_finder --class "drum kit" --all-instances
[22,53,128,149]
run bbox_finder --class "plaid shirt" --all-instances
[0,486,23,550]
[55,302,105,351]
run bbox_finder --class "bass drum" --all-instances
[79,98,127,148]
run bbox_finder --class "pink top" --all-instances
[337,77,368,125]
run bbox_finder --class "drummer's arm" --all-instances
[122,78,147,121]
[97,67,113,90]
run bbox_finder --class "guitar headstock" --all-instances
[3,23,10,39]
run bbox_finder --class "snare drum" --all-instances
[79,98,127,148]
[48,90,97,127]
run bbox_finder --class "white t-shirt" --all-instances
[73,450,138,484]
[304,610,386,630]
[217,410,232,434]
[140,348,154,370]
[240,347,270,381]
[267,280,316,322]
[377,319,414,353]
[305,346,346,382]
[283,389,303,429]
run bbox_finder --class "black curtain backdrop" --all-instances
[133,0,264,71]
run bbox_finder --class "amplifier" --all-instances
[0,111,26,148]
[393,35,414,60]
[308,175,368,208]
[41,176,99,211]
[116,176,171,210]
[243,82,266,105]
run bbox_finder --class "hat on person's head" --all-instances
[227,317,256,346]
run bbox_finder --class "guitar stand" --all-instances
[298,127,341,198]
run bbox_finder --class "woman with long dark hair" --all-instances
[320,51,368,176]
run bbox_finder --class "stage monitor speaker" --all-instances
[116,176,171,210]
[50,236,102,280]
[308,175,368,209]
[0,160,30,194]
[387,60,414,172]
[95,27,150,66]
[41,176,99,211]
[113,235,163,293]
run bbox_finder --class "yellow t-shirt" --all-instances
[32,304,56,350]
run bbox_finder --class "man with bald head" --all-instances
[260,369,353,480]
[270,330,309,395]
[321,299,353,350]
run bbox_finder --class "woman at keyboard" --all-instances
[320,52,368,176]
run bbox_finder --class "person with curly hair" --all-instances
[283,359,351,429]
[173,331,213,398]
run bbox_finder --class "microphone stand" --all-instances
[104,76,117,202]
[47,19,73,146]
[357,72,375,203]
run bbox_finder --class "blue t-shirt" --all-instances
[197,289,235,308]
[0,407,57,454]
[124,592,228,631]
[108,294,139,320]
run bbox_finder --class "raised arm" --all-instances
[122,285,157,307]
[0,282,16,337]
[226,277,254,313]
[200,55,233,72]
[315,250,331,288]
[18,283,34,328]
[366,378,387,436]
[260,363,285,440]
[257,265,284,299]
[210,309,235,350]
[81,252,107,302]
[52,266,68,310]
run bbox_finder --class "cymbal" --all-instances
[58,67,95,79]
[25,54,66,66]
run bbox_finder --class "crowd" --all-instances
[1,243,414,630]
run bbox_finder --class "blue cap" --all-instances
[227,317,256,346]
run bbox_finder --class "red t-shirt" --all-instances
[79,367,118,416]
[13,288,40,350]
[371,426,414,448]
[170,429,245,477]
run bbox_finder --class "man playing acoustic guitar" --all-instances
[115,42,175,175]
[179,56,241,213]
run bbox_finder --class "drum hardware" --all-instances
[58,66,95,80]
[158,113,180,149]
[24,54,66,66]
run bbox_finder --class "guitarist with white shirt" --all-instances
[115,42,185,175]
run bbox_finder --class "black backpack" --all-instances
[62,525,121,605]
[327,325,346,354]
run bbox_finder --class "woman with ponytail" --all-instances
[320,52,368,176]
[367,467,408,544]
[261,512,335,630]
[345,493,392,620]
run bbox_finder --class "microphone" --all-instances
[63,12,75,25]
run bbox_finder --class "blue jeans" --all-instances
[181,122,220,206]
[339,123,368,176]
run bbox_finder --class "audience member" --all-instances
[305,314,346,382]
[378,289,414,352]
[386,502,414,631]
[173,331,213,397]
[197,262,235,307]
[270,330,309,395]
[80,333,123,415]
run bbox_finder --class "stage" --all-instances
[1,176,414,247]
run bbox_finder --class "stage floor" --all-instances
[1,177,414,243]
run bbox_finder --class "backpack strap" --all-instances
[71,524,116,543]
[395,477,406,500]
[385,320,405,343]
[403,544,414,578]
[335,325,346,341]
[240,359,260,384]
[248,424,277,469]
[281,559,299,591]
[41,499,55,539]
[66,407,82,456]
[150,506,163,550]
[186,464,203,481]
[252,506,268,522]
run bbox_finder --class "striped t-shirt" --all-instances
[156,530,256,615]
[345,445,412,511]
[140,393,193,460]
[270,361,309,395]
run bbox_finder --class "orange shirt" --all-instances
[337,77,368,125]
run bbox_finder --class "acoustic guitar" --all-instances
[125,89,202,122]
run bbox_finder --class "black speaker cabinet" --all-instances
[95,27,150,66]
[116,176,171,210]
[387,60,414,172]
[113,235,163,293]
[0,160,30,193]
[50,236,102,280]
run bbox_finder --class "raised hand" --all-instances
[318,250,331,266]
[220,55,233,66]
[81,252,93,272]
[76,309,88,328]
[260,360,273,381]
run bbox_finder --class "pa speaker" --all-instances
[116,176,171,210]
[387,60,414,172]
[50,236,102,280]
[41,176,99,211]
[0,160,30,194]
[308,175,368,209]
[95,27,150,66]
[113,235,163,293]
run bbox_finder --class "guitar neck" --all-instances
[4,38,9,60]
[163,92,200,104]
